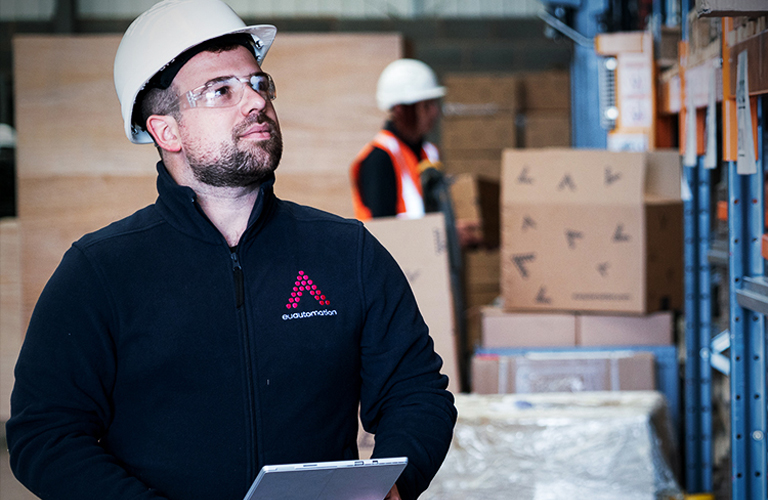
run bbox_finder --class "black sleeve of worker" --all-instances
[357,147,398,218]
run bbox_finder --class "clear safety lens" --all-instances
[182,73,276,109]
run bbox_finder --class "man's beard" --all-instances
[182,114,283,188]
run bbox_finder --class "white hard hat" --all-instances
[376,58,445,112]
[114,0,277,144]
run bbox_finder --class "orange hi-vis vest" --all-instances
[350,129,440,221]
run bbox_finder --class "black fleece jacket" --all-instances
[6,162,456,500]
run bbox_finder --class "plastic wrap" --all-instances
[422,391,683,500]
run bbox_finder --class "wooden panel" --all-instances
[14,33,400,332]
[13,35,158,177]
[1,218,21,420]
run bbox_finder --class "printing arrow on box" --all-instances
[597,262,610,277]
[613,223,631,242]
[536,286,552,304]
[565,229,583,249]
[604,166,622,185]
[512,253,536,279]
[557,173,576,192]
[517,166,534,184]
[522,216,537,231]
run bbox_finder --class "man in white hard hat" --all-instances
[350,58,444,220]
[5,1,456,500]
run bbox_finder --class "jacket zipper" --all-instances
[231,249,258,484]
[231,251,245,309]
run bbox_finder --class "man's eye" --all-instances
[209,84,232,98]
[251,77,268,92]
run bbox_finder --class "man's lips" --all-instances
[240,123,271,140]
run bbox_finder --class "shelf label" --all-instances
[683,77,697,167]
[705,66,717,169]
[736,50,756,175]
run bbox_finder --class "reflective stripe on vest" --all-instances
[349,130,439,221]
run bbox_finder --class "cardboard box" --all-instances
[450,173,500,248]
[577,311,674,346]
[696,0,768,16]
[444,74,520,110]
[442,148,502,180]
[481,306,577,348]
[521,112,571,148]
[501,148,683,314]
[463,248,501,292]
[442,114,517,151]
[364,213,460,394]
[471,350,655,394]
[519,70,570,112]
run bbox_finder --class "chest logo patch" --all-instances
[285,270,330,309]
[282,270,337,321]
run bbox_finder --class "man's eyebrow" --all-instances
[196,72,269,89]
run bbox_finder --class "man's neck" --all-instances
[194,185,260,247]
[165,160,260,247]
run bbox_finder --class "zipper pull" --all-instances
[231,251,245,309]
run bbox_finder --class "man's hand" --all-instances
[384,484,401,500]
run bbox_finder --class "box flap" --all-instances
[502,149,646,206]
[644,150,682,201]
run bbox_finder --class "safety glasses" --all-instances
[177,72,276,110]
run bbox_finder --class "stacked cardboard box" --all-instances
[472,350,656,394]
[480,307,674,349]
[449,173,500,249]
[472,308,674,396]
[519,70,571,148]
[501,148,683,314]
[462,248,501,352]
[441,74,520,181]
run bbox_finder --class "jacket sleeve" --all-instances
[5,245,167,500]
[356,227,457,500]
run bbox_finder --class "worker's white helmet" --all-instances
[114,0,277,144]
[376,58,445,112]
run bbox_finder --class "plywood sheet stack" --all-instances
[13,33,400,336]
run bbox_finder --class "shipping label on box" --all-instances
[500,148,682,314]
[364,213,460,394]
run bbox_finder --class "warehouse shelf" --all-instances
[675,3,768,497]
[735,276,768,315]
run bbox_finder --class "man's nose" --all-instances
[240,84,268,114]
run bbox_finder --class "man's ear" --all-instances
[146,114,182,153]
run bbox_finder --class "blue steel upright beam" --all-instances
[684,156,714,493]
[729,95,766,500]
[570,0,608,148]
[697,160,713,491]
[683,159,703,491]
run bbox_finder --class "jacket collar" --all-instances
[154,161,276,245]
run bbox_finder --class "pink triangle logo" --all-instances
[286,270,330,309]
